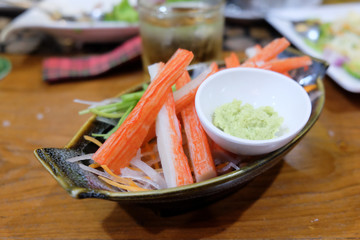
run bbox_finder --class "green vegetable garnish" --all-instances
[303,21,332,53]
[103,0,138,23]
[79,79,182,140]
[301,14,360,79]
[344,61,360,79]
[92,103,135,139]
[0,57,11,80]
[79,84,150,139]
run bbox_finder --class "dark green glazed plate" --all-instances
[34,48,327,215]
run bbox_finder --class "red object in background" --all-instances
[42,36,142,82]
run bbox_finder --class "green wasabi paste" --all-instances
[213,99,283,140]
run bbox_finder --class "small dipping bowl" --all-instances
[195,67,312,156]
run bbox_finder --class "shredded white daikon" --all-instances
[74,98,122,109]
[95,116,118,126]
[131,156,167,189]
[66,153,94,163]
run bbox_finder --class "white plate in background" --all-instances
[266,3,360,93]
[225,0,322,21]
[0,0,138,45]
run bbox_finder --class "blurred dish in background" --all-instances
[0,0,139,52]
[0,0,38,14]
[266,3,360,93]
[225,0,322,20]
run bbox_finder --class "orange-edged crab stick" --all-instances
[260,56,312,73]
[150,64,193,187]
[92,49,194,174]
[241,37,290,67]
[173,62,218,113]
[245,44,263,58]
[176,72,217,182]
[143,62,218,144]
[225,52,240,68]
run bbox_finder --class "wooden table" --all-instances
[1,47,360,239]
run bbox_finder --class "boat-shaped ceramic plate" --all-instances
[34,48,327,215]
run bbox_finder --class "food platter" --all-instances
[266,3,360,93]
[34,48,327,215]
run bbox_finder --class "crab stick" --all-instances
[173,62,218,113]
[143,62,218,144]
[241,37,290,67]
[176,72,217,182]
[225,52,240,68]
[260,56,312,73]
[156,90,194,188]
[92,49,193,174]
[151,63,193,187]
[245,44,263,58]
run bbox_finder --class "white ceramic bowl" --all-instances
[195,67,312,156]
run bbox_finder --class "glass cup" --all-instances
[138,0,225,73]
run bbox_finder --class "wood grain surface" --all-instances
[1,48,360,239]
